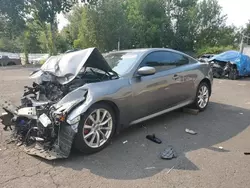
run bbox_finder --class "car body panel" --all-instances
[0,48,213,160]
[65,48,213,132]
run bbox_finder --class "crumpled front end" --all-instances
[1,47,117,160]
[0,88,87,160]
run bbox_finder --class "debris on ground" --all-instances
[145,167,156,170]
[185,128,197,135]
[146,134,162,144]
[167,166,175,174]
[244,152,250,155]
[219,146,223,150]
[123,140,128,144]
[183,108,199,115]
[239,112,244,115]
[161,146,177,160]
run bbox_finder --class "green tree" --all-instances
[29,0,78,54]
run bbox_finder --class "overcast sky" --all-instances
[58,0,250,30]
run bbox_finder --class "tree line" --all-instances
[0,0,249,58]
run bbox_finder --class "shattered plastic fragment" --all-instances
[161,146,177,160]
[185,129,197,135]
[145,167,156,170]
[146,134,162,144]
[219,146,223,150]
[123,140,128,144]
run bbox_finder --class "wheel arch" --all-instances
[7,61,16,66]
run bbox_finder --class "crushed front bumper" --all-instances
[1,100,76,160]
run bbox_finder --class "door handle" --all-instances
[173,74,179,80]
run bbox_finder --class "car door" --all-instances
[159,51,197,106]
[131,51,196,120]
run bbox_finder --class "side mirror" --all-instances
[137,66,156,76]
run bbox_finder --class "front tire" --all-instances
[228,68,238,80]
[74,103,116,154]
[193,82,210,111]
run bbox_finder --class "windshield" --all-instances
[104,52,144,75]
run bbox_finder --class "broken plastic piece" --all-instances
[145,167,156,170]
[219,146,223,150]
[185,128,197,135]
[146,134,162,144]
[123,140,128,144]
[244,152,250,155]
[161,146,177,160]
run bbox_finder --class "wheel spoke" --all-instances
[201,100,205,108]
[100,111,107,122]
[198,98,203,105]
[96,109,101,122]
[202,86,206,94]
[89,114,96,124]
[98,130,107,140]
[89,132,97,146]
[203,90,208,96]
[100,126,111,130]
[84,124,93,129]
[96,131,100,146]
[84,130,94,139]
[100,117,112,126]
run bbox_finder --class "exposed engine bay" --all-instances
[0,48,118,160]
[212,60,238,80]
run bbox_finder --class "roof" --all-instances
[106,48,195,59]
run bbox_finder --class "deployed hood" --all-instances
[37,48,112,85]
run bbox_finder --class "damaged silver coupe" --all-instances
[1,48,213,160]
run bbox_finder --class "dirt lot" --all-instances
[1,67,250,188]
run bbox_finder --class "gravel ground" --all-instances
[1,67,250,188]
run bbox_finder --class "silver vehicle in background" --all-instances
[1,48,213,160]
[0,55,21,66]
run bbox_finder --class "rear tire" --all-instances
[74,103,116,154]
[192,82,210,111]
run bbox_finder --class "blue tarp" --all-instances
[209,50,250,76]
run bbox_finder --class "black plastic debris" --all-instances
[161,146,177,160]
[244,152,250,155]
[146,134,162,144]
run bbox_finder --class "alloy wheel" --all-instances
[83,109,113,148]
[197,85,209,109]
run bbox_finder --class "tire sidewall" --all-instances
[74,103,116,154]
[194,82,210,111]
[229,68,238,80]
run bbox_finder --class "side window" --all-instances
[141,51,189,72]
[189,57,198,64]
